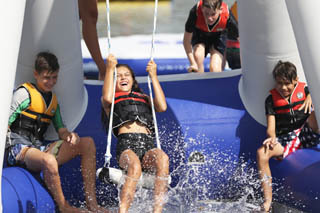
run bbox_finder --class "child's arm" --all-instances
[183,31,198,72]
[52,106,79,145]
[263,114,277,147]
[146,60,167,112]
[101,54,117,113]
[8,87,30,127]
[266,114,276,138]
[183,5,198,72]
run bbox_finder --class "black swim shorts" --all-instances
[116,133,156,163]
[191,28,227,56]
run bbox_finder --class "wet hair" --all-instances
[272,60,297,83]
[202,0,222,10]
[116,64,143,93]
[34,52,60,74]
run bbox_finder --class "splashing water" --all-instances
[96,122,308,212]
[162,155,263,212]
[101,123,265,212]
[109,154,263,213]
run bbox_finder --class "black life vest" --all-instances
[10,82,58,141]
[270,81,309,135]
[112,91,154,137]
[196,1,229,33]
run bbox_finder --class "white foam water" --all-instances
[98,123,307,213]
[109,132,264,212]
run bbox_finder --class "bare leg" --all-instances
[23,147,85,213]
[209,49,223,72]
[57,137,109,212]
[55,137,109,212]
[78,0,106,80]
[143,149,169,213]
[118,150,142,213]
[193,43,206,73]
[256,143,284,212]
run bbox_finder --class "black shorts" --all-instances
[191,29,227,56]
[116,133,156,163]
[226,48,241,69]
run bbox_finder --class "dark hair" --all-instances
[116,64,143,93]
[272,60,297,82]
[35,52,60,73]
[203,0,222,9]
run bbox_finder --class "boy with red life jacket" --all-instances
[6,52,109,213]
[256,61,320,212]
[183,0,238,73]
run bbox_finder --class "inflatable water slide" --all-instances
[1,0,320,212]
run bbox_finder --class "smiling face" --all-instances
[275,77,298,99]
[34,70,59,92]
[272,61,298,99]
[116,66,134,92]
[201,0,222,25]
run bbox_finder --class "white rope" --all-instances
[106,0,111,53]
[148,0,161,149]
[104,0,116,167]
[103,0,161,167]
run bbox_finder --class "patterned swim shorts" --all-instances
[6,132,64,166]
[277,124,320,158]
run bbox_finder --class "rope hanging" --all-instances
[103,0,116,168]
[103,0,161,167]
[97,0,171,188]
[148,0,161,150]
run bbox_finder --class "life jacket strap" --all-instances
[273,100,305,111]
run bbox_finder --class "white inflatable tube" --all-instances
[0,1,26,211]
[238,0,305,125]
[15,0,87,140]
[286,0,320,127]
[97,167,171,189]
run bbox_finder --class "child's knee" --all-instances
[193,48,205,61]
[42,154,59,174]
[80,137,96,153]
[210,63,222,72]
[157,151,169,168]
[256,146,269,161]
[127,162,142,179]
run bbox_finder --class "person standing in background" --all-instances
[183,0,238,73]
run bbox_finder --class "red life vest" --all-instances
[114,91,149,105]
[112,91,154,136]
[196,1,229,32]
[270,81,306,114]
[270,81,309,135]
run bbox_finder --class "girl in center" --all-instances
[101,54,169,213]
